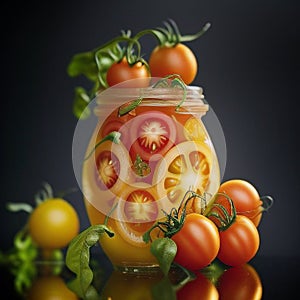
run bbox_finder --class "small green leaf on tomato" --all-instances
[150,238,177,276]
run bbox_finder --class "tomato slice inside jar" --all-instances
[153,141,215,213]
[129,111,177,162]
[82,140,132,216]
[183,116,209,142]
[95,150,120,189]
[114,184,159,247]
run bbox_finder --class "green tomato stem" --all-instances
[179,22,211,42]
[83,131,121,161]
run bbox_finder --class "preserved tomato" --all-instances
[79,84,221,268]
[129,111,177,162]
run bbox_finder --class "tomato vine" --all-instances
[67,20,211,118]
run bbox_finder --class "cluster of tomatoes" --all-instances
[106,41,197,87]
[67,20,211,118]
[171,179,271,270]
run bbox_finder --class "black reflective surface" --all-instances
[1,254,298,299]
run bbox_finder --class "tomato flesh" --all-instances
[124,190,158,232]
[129,111,176,162]
[95,151,120,189]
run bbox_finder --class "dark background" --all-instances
[1,0,299,263]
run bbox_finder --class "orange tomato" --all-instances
[172,213,220,270]
[149,43,198,85]
[106,57,150,87]
[218,215,260,267]
[218,179,263,226]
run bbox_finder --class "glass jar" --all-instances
[73,78,222,273]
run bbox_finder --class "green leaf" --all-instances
[65,225,114,299]
[94,42,123,88]
[150,238,177,276]
[67,51,98,82]
[73,86,91,119]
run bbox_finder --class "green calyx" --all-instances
[143,190,206,243]
[205,192,237,231]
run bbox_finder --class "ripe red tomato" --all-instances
[106,57,150,87]
[149,43,197,85]
[172,213,220,270]
[177,271,219,300]
[218,179,263,226]
[217,215,260,267]
[217,264,262,300]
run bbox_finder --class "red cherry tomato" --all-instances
[106,57,150,87]
[217,215,260,267]
[172,213,220,270]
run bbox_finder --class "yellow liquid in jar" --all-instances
[82,103,220,268]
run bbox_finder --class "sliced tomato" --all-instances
[82,139,132,216]
[95,150,120,189]
[114,184,159,247]
[98,106,135,148]
[129,111,177,162]
[124,189,158,232]
[100,119,124,138]
[183,116,209,142]
[153,141,218,213]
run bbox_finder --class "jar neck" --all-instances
[94,85,208,117]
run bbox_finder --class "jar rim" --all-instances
[96,85,203,100]
[94,84,208,115]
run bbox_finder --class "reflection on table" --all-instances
[1,255,263,300]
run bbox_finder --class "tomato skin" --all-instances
[217,264,262,300]
[177,271,219,300]
[149,43,197,85]
[106,57,150,87]
[219,179,263,226]
[28,198,80,250]
[172,213,220,270]
[217,215,260,267]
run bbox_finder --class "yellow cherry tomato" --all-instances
[28,198,80,250]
